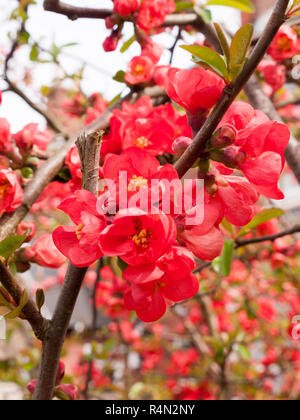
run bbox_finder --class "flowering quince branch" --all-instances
[194,224,300,274]
[0,262,49,340]
[174,0,290,178]
[33,132,102,401]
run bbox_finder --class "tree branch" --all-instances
[174,0,289,178]
[0,262,49,341]
[33,131,101,400]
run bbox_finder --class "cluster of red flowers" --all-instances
[52,65,290,323]
[0,116,52,217]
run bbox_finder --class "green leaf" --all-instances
[36,289,45,312]
[181,45,228,78]
[121,36,135,53]
[0,234,28,260]
[6,290,28,320]
[29,43,39,61]
[212,239,234,276]
[108,92,122,107]
[238,344,251,361]
[214,23,230,64]
[113,70,126,83]
[238,208,285,238]
[195,7,212,23]
[176,1,194,11]
[229,24,253,80]
[205,0,255,13]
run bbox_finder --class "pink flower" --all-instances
[124,246,199,322]
[25,233,66,269]
[125,55,154,85]
[268,25,300,61]
[17,221,37,242]
[99,208,176,266]
[258,59,286,92]
[0,167,23,216]
[13,123,51,155]
[114,0,141,16]
[0,118,13,155]
[137,0,175,31]
[165,67,225,115]
[53,190,107,268]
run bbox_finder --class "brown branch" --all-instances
[194,224,300,274]
[33,132,101,401]
[44,0,112,20]
[0,262,49,341]
[174,0,290,178]
[275,98,300,109]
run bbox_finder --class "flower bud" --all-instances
[103,30,121,52]
[172,137,193,156]
[210,124,237,149]
[56,361,66,385]
[210,147,246,168]
[27,379,37,395]
[204,174,218,195]
[187,110,208,136]
[55,384,78,401]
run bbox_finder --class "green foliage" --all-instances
[238,209,285,238]
[212,239,235,276]
[36,289,45,313]
[181,23,253,83]
[6,290,28,320]
[205,0,255,13]
[0,234,28,261]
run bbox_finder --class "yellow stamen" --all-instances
[128,175,148,192]
[131,228,152,249]
[76,224,84,240]
[135,136,149,148]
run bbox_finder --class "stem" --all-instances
[33,132,101,400]
[175,0,290,178]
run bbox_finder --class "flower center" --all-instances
[131,228,152,249]
[277,37,292,51]
[76,224,84,240]
[128,175,148,192]
[135,136,149,148]
[134,64,145,76]
[0,180,11,200]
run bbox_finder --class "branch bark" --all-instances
[33,132,101,400]
[0,262,49,340]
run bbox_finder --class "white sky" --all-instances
[0,0,241,131]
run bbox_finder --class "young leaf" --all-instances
[205,0,255,13]
[181,45,228,78]
[238,208,285,238]
[36,289,45,312]
[195,6,212,23]
[212,239,235,276]
[6,290,29,320]
[175,1,194,12]
[120,36,135,53]
[214,23,230,64]
[0,234,28,261]
[229,24,253,80]
[113,70,126,83]
[238,344,251,361]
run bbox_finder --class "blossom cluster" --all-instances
[52,65,290,323]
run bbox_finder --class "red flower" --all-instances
[0,167,23,216]
[17,221,37,242]
[114,0,141,16]
[0,118,13,155]
[165,67,225,114]
[125,55,154,85]
[268,25,300,61]
[258,59,286,92]
[124,246,199,322]
[99,208,176,266]
[53,190,107,267]
[137,0,176,31]
[218,101,290,199]
[102,146,178,209]
[13,123,51,155]
[25,233,66,269]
